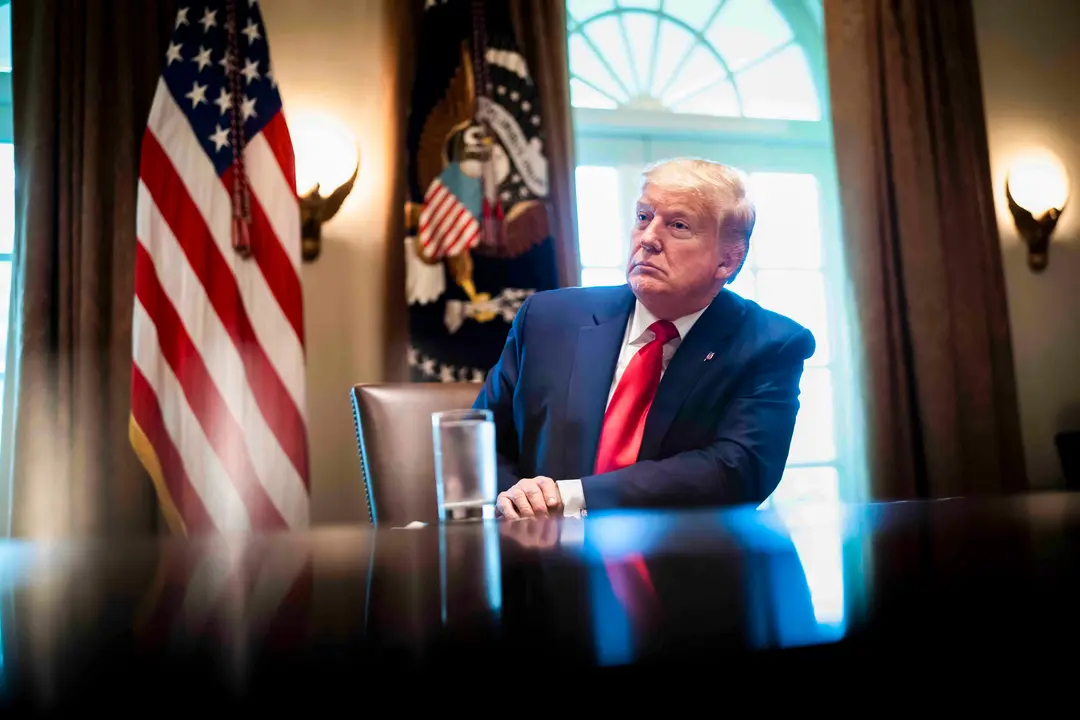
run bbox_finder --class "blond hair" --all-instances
[641,158,756,282]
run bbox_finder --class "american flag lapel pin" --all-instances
[705,352,715,362]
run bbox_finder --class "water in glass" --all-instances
[433,409,497,521]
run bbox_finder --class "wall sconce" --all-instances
[291,112,359,262]
[1005,152,1069,272]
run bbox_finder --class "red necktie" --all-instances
[594,320,677,628]
[594,320,680,474]
[603,552,659,627]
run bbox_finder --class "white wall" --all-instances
[974,0,1080,487]
[260,0,405,523]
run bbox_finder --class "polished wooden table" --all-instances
[2,493,1080,710]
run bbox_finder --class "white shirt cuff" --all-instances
[556,479,587,518]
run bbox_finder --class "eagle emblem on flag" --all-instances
[404,0,559,383]
[407,46,551,313]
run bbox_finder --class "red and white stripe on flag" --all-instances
[418,178,481,259]
[131,1,309,534]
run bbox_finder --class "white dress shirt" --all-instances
[556,300,708,517]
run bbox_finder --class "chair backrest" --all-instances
[350,383,482,527]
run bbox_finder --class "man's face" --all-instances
[626,186,733,318]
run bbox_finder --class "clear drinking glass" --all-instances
[432,409,497,522]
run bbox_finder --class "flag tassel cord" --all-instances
[226,0,252,258]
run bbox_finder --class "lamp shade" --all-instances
[1007,153,1069,215]
[290,111,359,197]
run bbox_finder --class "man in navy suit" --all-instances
[475,158,815,519]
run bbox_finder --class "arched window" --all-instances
[568,0,822,120]
[567,0,861,514]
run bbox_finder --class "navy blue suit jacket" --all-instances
[473,285,815,510]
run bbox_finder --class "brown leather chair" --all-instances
[350,383,483,527]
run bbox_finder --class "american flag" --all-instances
[136,536,313,653]
[130,0,309,533]
[418,175,481,259]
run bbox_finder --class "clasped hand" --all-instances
[495,476,563,519]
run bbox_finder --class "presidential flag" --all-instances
[130,0,309,534]
[405,0,559,383]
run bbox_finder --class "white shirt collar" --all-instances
[627,299,708,346]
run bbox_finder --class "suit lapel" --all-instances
[563,287,635,478]
[638,290,748,462]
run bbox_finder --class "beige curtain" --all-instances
[2,0,179,537]
[825,0,1027,499]
[509,0,580,289]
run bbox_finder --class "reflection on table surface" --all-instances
[3,492,1080,708]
